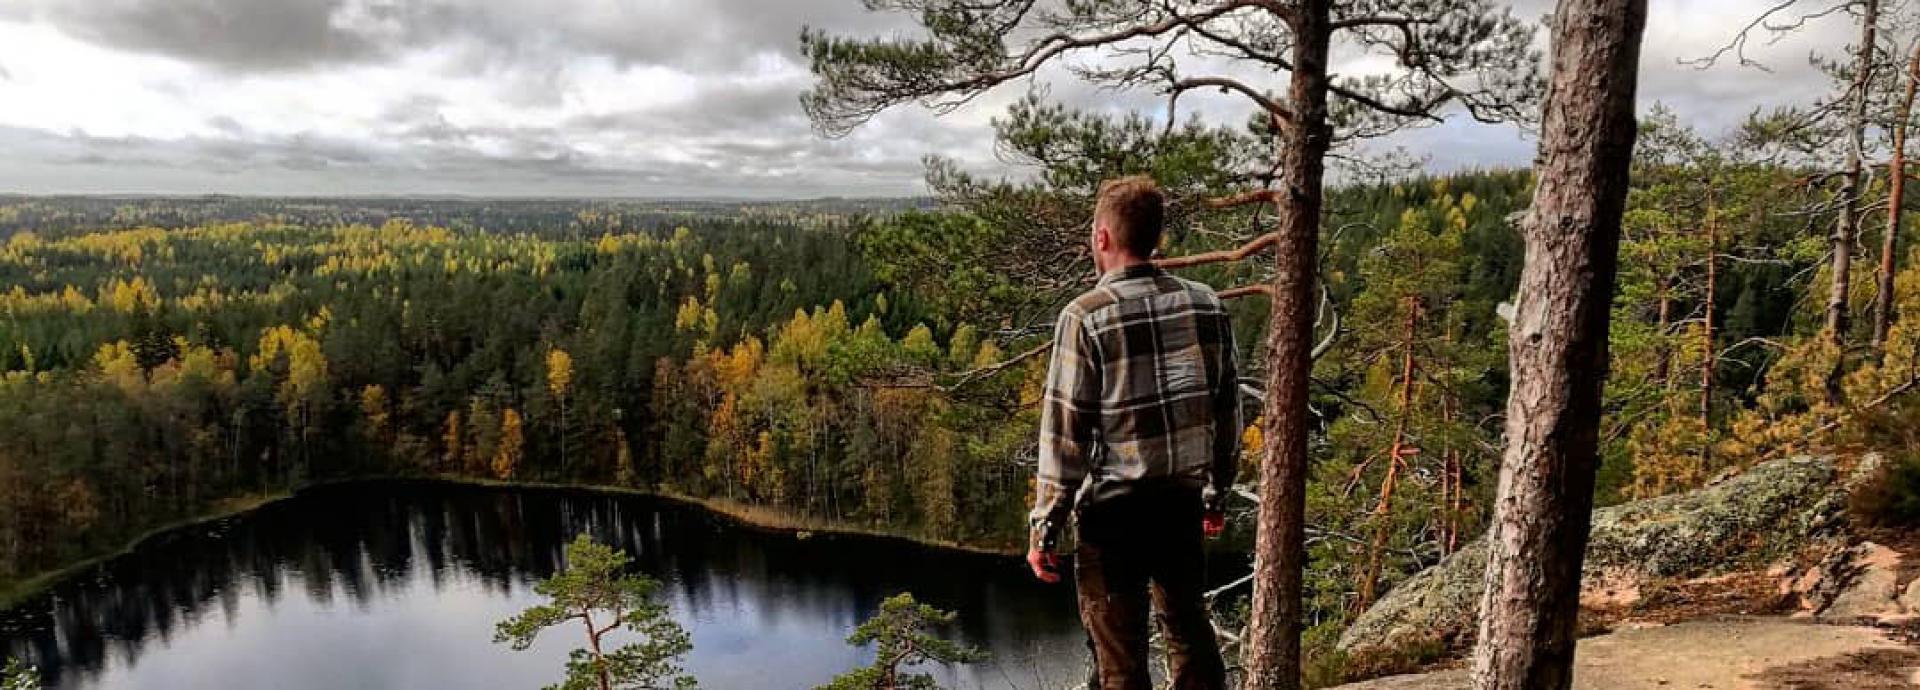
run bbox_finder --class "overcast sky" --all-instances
[0,1,1862,198]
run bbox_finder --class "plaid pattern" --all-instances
[1029,264,1241,554]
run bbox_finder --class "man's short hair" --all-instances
[1095,175,1165,258]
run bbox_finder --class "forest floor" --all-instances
[1334,618,1920,689]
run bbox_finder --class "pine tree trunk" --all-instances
[1242,2,1331,687]
[1828,0,1879,351]
[1470,1,1646,688]
[583,612,613,690]
[1874,39,1920,354]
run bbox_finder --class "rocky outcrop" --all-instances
[1338,456,1854,655]
[1816,541,1914,622]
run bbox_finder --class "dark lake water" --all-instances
[0,483,1108,690]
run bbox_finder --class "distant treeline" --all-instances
[0,195,933,239]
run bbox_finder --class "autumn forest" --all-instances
[4,0,1920,687]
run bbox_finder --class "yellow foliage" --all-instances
[673,296,717,338]
[152,339,235,390]
[1,285,96,316]
[901,323,938,362]
[101,276,160,313]
[494,408,525,480]
[546,348,574,398]
[250,324,328,410]
[971,340,1004,369]
[820,301,850,339]
[1627,413,1713,498]
[716,337,764,389]
[770,308,828,367]
[1240,418,1265,478]
[360,385,391,435]
[92,340,142,391]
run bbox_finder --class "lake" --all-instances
[0,482,1117,689]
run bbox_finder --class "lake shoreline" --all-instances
[0,491,290,609]
[384,476,1028,558]
[0,475,1022,608]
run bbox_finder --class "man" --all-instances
[1027,175,1238,690]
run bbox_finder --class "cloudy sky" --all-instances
[0,0,1861,198]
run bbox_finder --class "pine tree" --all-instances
[816,593,984,690]
[2,658,36,690]
[494,535,696,690]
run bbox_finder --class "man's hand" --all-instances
[1203,510,1226,539]
[1027,549,1062,583]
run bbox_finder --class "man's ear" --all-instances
[1091,222,1112,252]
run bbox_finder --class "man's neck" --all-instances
[1097,257,1155,283]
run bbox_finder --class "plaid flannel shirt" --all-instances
[1029,263,1242,554]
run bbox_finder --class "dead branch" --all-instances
[1219,284,1277,300]
[1156,231,1279,269]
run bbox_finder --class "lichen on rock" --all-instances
[1337,455,1852,655]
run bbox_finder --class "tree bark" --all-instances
[1828,0,1879,349]
[582,611,613,690]
[1874,39,1920,354]
[1470,1,1646,688]
[1242,3,1331,688]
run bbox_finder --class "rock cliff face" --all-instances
[1337,456,1855,655]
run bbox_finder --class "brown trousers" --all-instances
[1074,483,1227,690]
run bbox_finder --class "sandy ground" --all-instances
[1336,618,1920,689]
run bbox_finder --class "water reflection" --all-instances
[0,482,1093,689]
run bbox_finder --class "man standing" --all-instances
[1027,175,1238,690]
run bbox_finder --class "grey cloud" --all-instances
[0,0,1870,197]
[13,0,389,72]
[0,105,949,197]
[9,0,906,74]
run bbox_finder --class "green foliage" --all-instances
[816,593,985,690]
[1309,189,1502,618]
[855,212,1024,328]
[1603,103,1837,501]
[2,658,36,690]
[494,535,696,690]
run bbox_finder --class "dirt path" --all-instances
[1336,618,1920,689]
